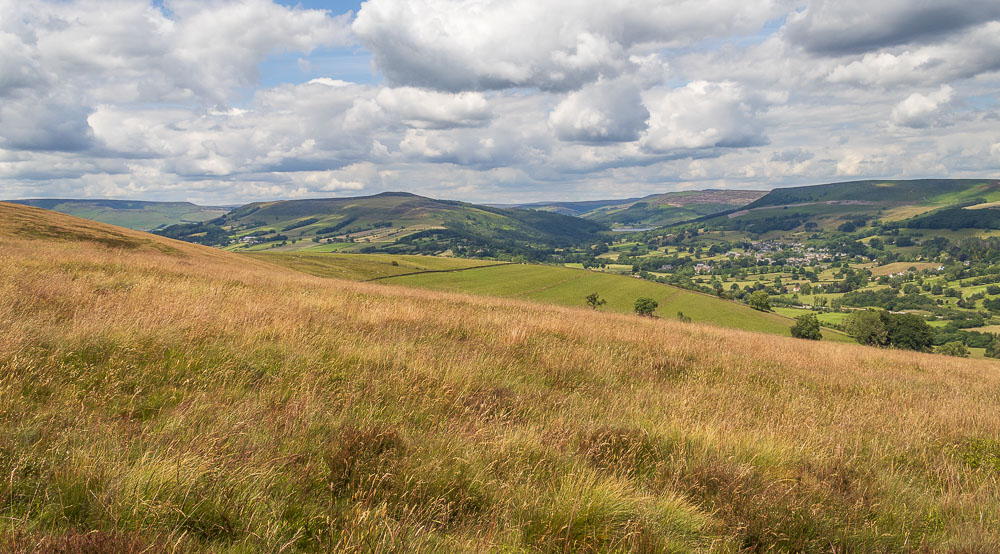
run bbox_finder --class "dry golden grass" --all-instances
[2,202,1000,552]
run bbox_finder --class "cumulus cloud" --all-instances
[2,0,1000,204]
[353,0,786,91]
[549,79,649,142]
[890,85,954,128]
[641,81,767,153]
[826,22,1000,87]
[785,0,1000,55]
[373,87,492,129]
[0,0,351,153]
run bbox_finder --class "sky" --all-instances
[1,0,998,204]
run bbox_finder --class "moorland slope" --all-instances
[2,202,999,552]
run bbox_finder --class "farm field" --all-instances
[245,251,823,339]
[869,262,942,276]
[380,263,853,340]
[4,202,1000,551]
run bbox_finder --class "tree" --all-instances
[844,310,889,347]
[585,292,607,310]
[986,334,1000,359]
[883,312,934,352]
[844,309,934,351]
[790,313,822,340]
[676,311,692,323]
[936,341,970,358]
[748,290,771,312]
[634,297,658,317]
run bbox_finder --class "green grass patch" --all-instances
[380,264,833,338]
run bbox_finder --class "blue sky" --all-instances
[0,0,997,204]
[261,1,373,86]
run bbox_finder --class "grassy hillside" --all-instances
[746,179,998,209]
[510,190,765,228]
[3,202,1000,551]
[701,179,1000,235]
[494,198,641,217]
[379,263,834,338]
[156,192,608,259]
[7,199,230,231]
[585,190,766,228]
[244,251,831,339]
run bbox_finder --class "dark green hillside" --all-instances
[498,198,641,217]
[7,198,230,231]
[511,190,765,228]
[585,190,766,228]
[745,179,999,209]
[906,207,1000,230]
[156,192,608,260]
[691,179,1000,235]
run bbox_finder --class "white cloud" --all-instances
[890,85,955,128]
[374,87,492,129]
[352,0,787,92]
[549,79,649,142]
[0,0,351,153]
[825,22,1000,87]
[2,0,1000,204]
[784,0,1000,55]
[641,81,767,153]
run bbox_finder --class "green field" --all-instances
[244,253,855,340]
[380,263,855,339]
[243,252,500,281]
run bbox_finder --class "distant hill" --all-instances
[691,179,1000,236]
[583,190,767,228]
[155,191,609,260]
[7,198,231,231]
[507,190,766,228]
[492,198,643,217]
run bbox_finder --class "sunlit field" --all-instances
[3,203,1000,552]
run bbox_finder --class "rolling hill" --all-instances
[3,201,1000,551]
[583,189,767,228]
[155,192,608,260]
[493,197,643,217]
[6,198,231,231]
[508,189,766,228]
[693,179,1000,236]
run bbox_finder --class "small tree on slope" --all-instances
[634,297,658,317]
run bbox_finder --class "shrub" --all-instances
[634,297,658,317]
[585,292,607,310]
